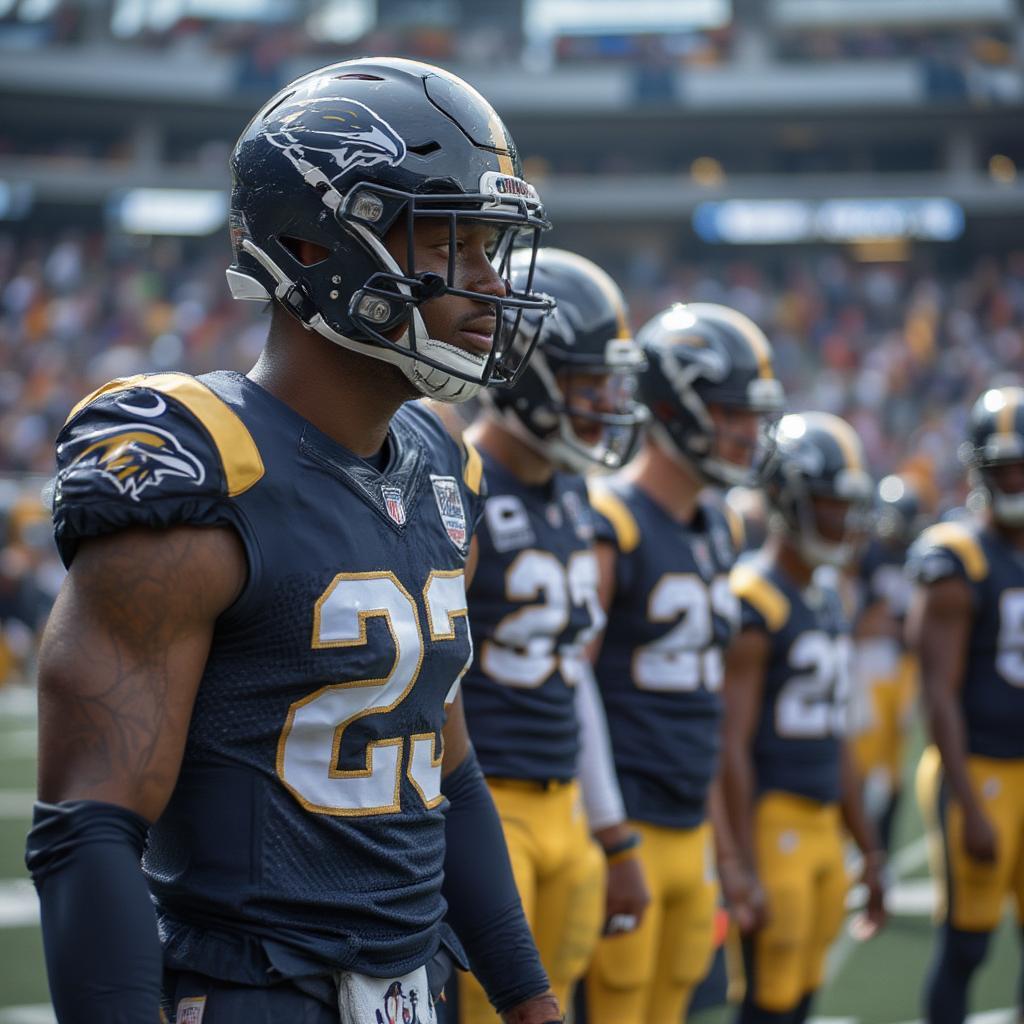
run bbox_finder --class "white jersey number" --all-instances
[276,570,469,816]
[775,631,851,739]
[482,548,605,688]
[633,573,738,692]
[996,588,1024,687]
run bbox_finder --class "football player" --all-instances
[849,475,924,854]
[456,248,649,1023]
[26,59,566,1024]
[908,386,1024,1024]
[583,302,784,1024]
[723,412,886,1024]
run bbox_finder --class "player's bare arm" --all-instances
[838,743,887,931]
[907,576,996,863]
[722,626,769,885]
[584,537,651,935]
[38,524,246,819]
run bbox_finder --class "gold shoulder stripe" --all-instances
[462,439,483,495]
[919,522,988,582]
[65,372,264,497]
[723,504,746,552]
[587,483,640,554]
[730,563,790,632]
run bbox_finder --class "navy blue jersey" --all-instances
[907,520,1024,758]
[731,558,852,804]
[460,450,602,782]
[589,479,741,828]
[53,371,484,989]
[857,537,912,622]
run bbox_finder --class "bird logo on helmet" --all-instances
[635,302,784,487]
[487,248,648,473]
[962,385,1024,526]
[225,57,553,404]
[763,412,874,568]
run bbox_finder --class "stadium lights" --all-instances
[110,188,228,236]
[693,198,964,244]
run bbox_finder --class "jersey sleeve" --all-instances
[585,480,639,594]
[459,435,488,534]
[53,374,261,567]
[906,522,987,588]
[729,561,791,634]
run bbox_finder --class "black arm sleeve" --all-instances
[441,753,551,1015]
[25,800,163,1023]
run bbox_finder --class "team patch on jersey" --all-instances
[483,493,536,552]
[382,484,407,526]
[175,996,206,1024]
[431,475,467,551]
[60,422,205,502]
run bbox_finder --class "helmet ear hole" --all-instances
[280,236,330,267]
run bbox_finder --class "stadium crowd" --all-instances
[0,228,1022,686]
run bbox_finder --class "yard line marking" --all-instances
[0,1007,56,1024]
[0,879,39,929]
[0,792,34,819]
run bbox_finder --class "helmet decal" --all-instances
[266,98,408,179]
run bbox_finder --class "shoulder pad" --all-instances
[909,522,987,584]
[730,562,790,632]
[586,481,640,554]
[723,502,746,553]
[461,438,484,497]
[54,373,262,564]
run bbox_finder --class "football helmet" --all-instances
[636,303,784,486]
[874,475,924,546]
[227,57,552,403]
[763,411,873,568]
[962,385,1024,525]
[490,248,647,473]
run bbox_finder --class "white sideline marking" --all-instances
[0,1007,56,1024]
[0,687,37,719]
[0,791,34,819]
[0,879,38,928]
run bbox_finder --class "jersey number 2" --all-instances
[276,570,469,816]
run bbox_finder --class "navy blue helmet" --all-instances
[962,386,1024,526]
[227,57,552,403]
[492,248,647,472]
[636,303,784,486]
[764,412,873,567]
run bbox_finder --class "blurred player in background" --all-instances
[724,412,886,1024]
[25,58,566,1024]
[584,303,783,1024]
[849,475,926,854]
[456,248,649,1023]
[908,386,1024,1024]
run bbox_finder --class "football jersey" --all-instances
[460,450,602,782]
[731,557,852,805]
[589,479,741,828]
[52,370,484,991]
[907,519,1024,758]
[857,538,913,621]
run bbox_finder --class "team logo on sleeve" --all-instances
[382,485,407,526]
[431,475,468,551]
[174,997,206,1024]
[61,423,205,501]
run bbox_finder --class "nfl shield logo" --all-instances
[382,485,406,525]
[431,475,468,551]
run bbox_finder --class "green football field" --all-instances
[0,685,1018,1024]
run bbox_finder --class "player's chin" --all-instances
[452,328,494,356]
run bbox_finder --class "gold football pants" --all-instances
[458,778,605,1024]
